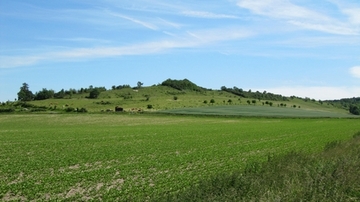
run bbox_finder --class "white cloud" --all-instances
[342,8,360,25]
[237,0,358,35]
[0,28,253,68]
[107,12,158,30]
[263,86,360,100]
[0,56,44,69]
[157,18,182,29]
[182,11,238,19]
[350,66,360,78]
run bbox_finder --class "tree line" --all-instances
[220,86,289,101]
[17,83,107,101]
[161,79,207,92]
[325,97,360,115]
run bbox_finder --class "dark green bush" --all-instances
[65,107,76,112]
[77,108,88,113]
[30,108,47,112]
[0,108,15,113]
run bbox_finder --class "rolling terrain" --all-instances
[4,79,357,117]
[1,79,359,201]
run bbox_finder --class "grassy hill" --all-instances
[27,87,354,117]
[2,79,357,117]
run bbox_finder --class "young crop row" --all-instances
[0,114,359,201]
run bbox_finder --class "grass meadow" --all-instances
[27,85,350,115]
[1,114,359,201]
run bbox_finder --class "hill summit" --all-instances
[161,79,206,92]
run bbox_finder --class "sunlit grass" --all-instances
[163,133,360,201]
[1,114,359,200]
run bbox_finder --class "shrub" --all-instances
[0,108,15,113]
[30,108,47,112]
[65,107,76,112]
[88,89,100,99]
[349,105,360,115]
[77,108,88,113]
[14,102,36,108]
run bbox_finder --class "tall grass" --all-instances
[161,132,360,201]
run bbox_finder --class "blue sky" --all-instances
[1,0,360,101]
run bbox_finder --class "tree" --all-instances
[227,99,232,105]
[144,94,150,101]
[210,99,215,104]
[137,81,143,89]
[247,100,251,105]
[349,105,360,115]
[17,83,34,101]
[54,89,65,99]
[89,88,100,99]
[34,88,54,100]
[251,100,257,105]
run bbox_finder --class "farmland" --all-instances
[1,114,359,201]
[161,105,356,118]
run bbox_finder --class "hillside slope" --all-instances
[2,79,357,116]
[16,87,353,116]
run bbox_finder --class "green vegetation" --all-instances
[161,105,357,118]
[1,79,359,200]
[350,105,360,115]
[1,114,359,201]
[221,86,288,101]
[0,79,357,117]
[161,78,206,92]
[326,97,360,115]
[17,83,34,101]
[163,133,360,201]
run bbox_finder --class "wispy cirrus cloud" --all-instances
[181,10,238,19]
[107,11,158,30]
[0,56,44,69]
[342,8,360,25]
[0,28,253,69]
[350,66,360,78]
[38,37,112,44]
[237,0,359,35]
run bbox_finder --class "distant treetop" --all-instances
[161,79,206,92]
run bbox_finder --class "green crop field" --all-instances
[161,105,357,118]
[1,114,359,201]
